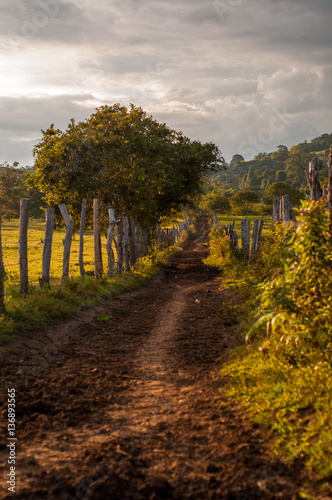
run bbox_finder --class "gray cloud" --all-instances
[0,0,331,165]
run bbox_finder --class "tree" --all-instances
[266,182,305,206]
[242,166,260,190]
[229,154,244,167]
[230,190,259,215]
[199,189,231,213]
[286,145,312,186]
[259,169,276,190]
[276,170,287,182]
[31,104,223,229]
[272,145,289,162]
[0,164,45,218]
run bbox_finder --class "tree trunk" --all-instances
[41,206,54,287]
[19,198,29,296]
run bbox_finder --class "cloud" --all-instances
[0,0,331,165]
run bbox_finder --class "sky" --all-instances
[0,0,331,167]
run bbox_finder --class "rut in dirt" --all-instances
[0,217,314,500]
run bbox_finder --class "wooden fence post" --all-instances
[241,220,251,256]
[282,195,291,222]
[279,198,284,222]
[241,220,247,253]
[129,217,136,266]
[135,225,141,259]
[251,219,259,254]
[93,199,103,278]
[308,157,322,201]
[19,198,29,296]
[116,220,123,273]
[123,216,130,272]
[59,203,73,280]
[211,211,219,228]
[257,220,264,250]
[328,146,332,231]
[0,213,4,312]
[272,198,280,222]
[79,200,86,278]
[142,226,148,256]
[106,208,116,278]
[289,202,297,222]
[41,207,55,287]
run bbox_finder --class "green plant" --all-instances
[250,201,332,362]
[219,302,241,326]
[97,314,113,324]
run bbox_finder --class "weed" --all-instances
[97,314,113,325]
[219,302,241,326]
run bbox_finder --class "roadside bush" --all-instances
[250,200,332,362]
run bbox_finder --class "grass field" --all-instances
[1,219,113,292]
[0,216,191,343]
[216,214,272,242]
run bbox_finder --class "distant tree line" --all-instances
[0,162,45,219]
[203,133,332,216]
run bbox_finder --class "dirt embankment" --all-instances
[0,218,319,499]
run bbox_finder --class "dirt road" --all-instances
[0,218,315,499]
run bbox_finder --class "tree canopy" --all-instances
[31,104,223,228]
[0,163,45,219]
[265,182,305,206]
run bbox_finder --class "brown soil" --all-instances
[0,217,327,500]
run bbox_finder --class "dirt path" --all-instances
[0,218,318,499]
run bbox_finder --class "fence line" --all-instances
[0,201,191,297]
[0,214,4,312]
[211,211,264,256]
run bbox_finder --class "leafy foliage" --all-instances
[0,163,45,218]
[229,190,259,215]
[30,104,222,230]
[211,203,332,482]
[265,182,305,206]
[215,132,331,195]
[253,201,332,362]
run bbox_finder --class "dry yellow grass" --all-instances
[2,219,112,291]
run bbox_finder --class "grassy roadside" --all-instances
[206,208,332,495]
[0,224,194,345]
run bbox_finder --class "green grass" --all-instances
[1,219,113,291]
[221,345,332,482]
[0,217,192,345]
[216,214,272,241]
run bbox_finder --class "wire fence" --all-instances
[2,220,117,293]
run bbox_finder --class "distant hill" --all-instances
[213,133,332,196]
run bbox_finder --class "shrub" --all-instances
[250,200,332,363]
